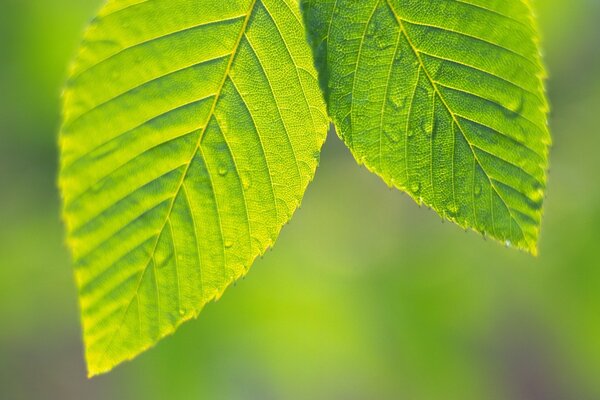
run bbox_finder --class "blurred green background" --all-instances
[1,0,599,399]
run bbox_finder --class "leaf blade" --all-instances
[303,0,550,253]
[60,0,328,376]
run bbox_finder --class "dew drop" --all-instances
[505,93,524,116]
[242,174,252,190]
[447,203,459,216]
[531,188,544,204]
[505,240,511,248]
[421,116,433,136]
[179,309,185,316]
[224,240,233,249]
[388,92,405,111]
[383,122,400,143]
[218,165,228,177]
[410,181,421,194]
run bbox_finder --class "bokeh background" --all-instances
[1,0,599,399]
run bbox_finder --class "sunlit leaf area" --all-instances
[1,0,599,398]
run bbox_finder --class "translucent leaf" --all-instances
[303,0,550,253]
[59,0,328,376]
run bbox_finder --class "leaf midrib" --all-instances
[384,0,529,247]
[96,0,259,366]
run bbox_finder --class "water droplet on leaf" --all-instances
[410,181,421,194]
[383,122,400,143]
[505,93,524,116]
[421,116,433,136]
[241,173,252,190]
[447,203,459,216]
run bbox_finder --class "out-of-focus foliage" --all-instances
[1,0,599,399]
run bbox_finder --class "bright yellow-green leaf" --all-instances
[59,0,328,376]
[302,0,551,253]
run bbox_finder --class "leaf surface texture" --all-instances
[303,0,550,252]
[60,0,328,376]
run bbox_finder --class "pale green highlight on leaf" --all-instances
[59,0,328,376]
[302,0,550,253]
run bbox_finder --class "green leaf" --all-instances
[59,0,328,376]
[302,0,550,253]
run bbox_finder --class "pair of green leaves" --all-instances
[59,0,550,376]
